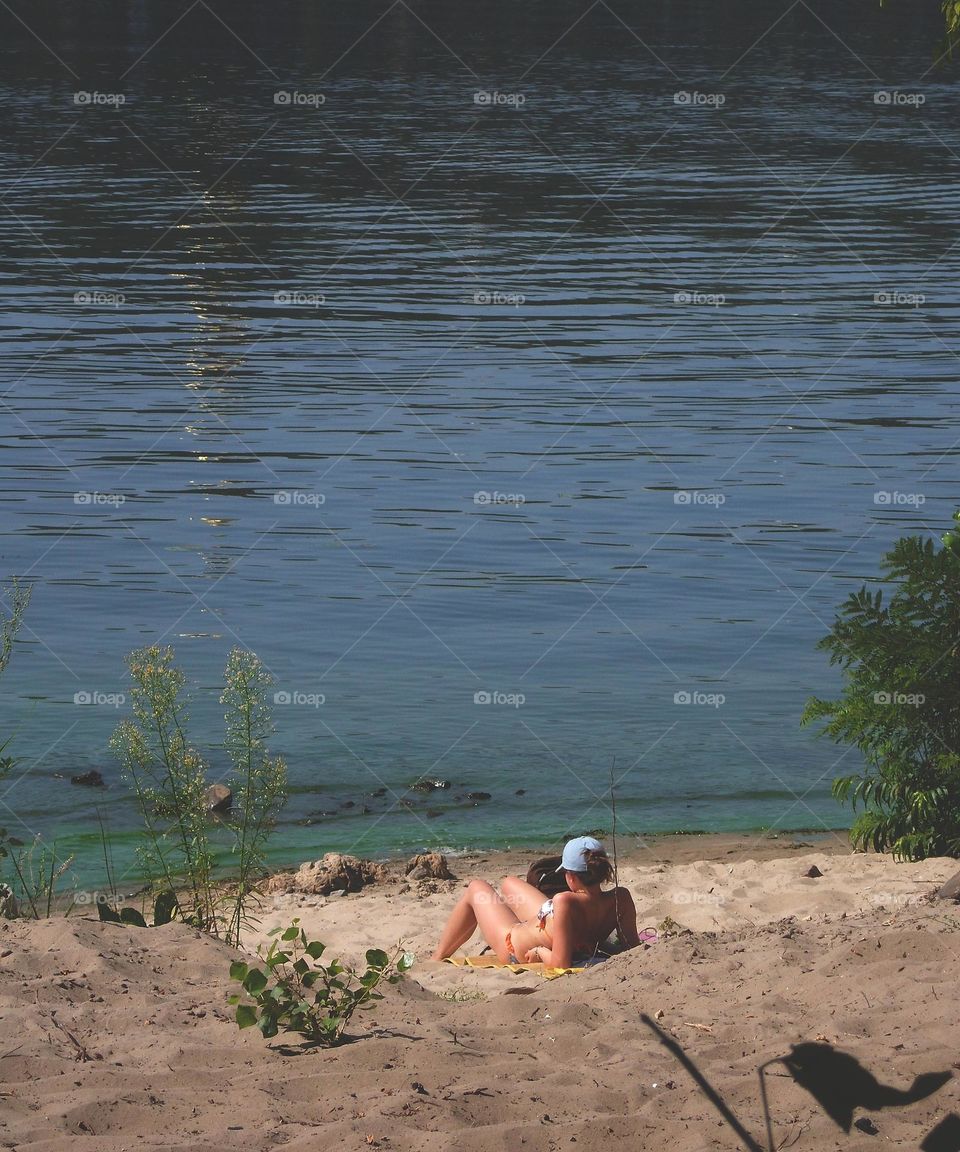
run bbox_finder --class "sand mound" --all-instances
[1,848,957,1151]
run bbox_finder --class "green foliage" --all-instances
[940,0,960,59]
[880,1,960,64]
[111,645,287,941]
[802,513,960,860]
[96,889,178,928]
[228,919,413,1046]
[0,578,32,875]
[111,646,217,931]
[7,837,74,919]
[0,577,31,682]
[220,650,287,947]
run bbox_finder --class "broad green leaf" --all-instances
[243,968,268,995]
[235,1004,257,1029]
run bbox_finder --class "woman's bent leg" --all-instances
[501,875,551,920]
[431,879,518,962]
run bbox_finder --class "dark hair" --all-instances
[525,855,567,897]
[570,848,614,886]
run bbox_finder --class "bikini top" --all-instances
[537,899,553,931]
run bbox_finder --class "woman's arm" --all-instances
[524,895,577,967]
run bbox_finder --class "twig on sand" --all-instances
[683,1022,714,1034]
[34,995,100,1063]
[48,1014,100,1062]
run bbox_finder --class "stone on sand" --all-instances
[266,853,388,896]
[405,852,454,881]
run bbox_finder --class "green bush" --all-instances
[111,645,287,942]
[0,578,32,880]
[111,646,218,930]
[802,512,960,860]
[229,919,412,1046]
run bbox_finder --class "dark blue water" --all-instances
[1,0,957,884]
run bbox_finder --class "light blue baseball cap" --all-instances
[557,835,604,872]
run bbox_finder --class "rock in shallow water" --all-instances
[70,770,105,787]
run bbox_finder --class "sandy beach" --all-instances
[1,834,958,1151]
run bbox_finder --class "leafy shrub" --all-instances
[229,919,412,1046]
[111,646,217,930]
[7,836,73,918]
[803,514,960,860]
[0,578,32,878]
[111,645,287,941]
[220,650,287,945]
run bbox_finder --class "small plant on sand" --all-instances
[111,645,287,939]
[220,649,287,946]
[111,646,218,931]
[8,836,74,919]
[0,578,32,877]
[803,513,960,861]
[229,919,413,1046]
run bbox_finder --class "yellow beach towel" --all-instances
[443,955,583,979]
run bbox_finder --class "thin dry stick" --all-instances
[610,757,623,942]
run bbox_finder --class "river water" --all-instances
[1,0,957,882]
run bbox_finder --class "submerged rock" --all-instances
[70,770,105,787]
[266,853,388,896]
[411,778,451,793]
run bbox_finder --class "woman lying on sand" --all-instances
[431,836,640,966]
